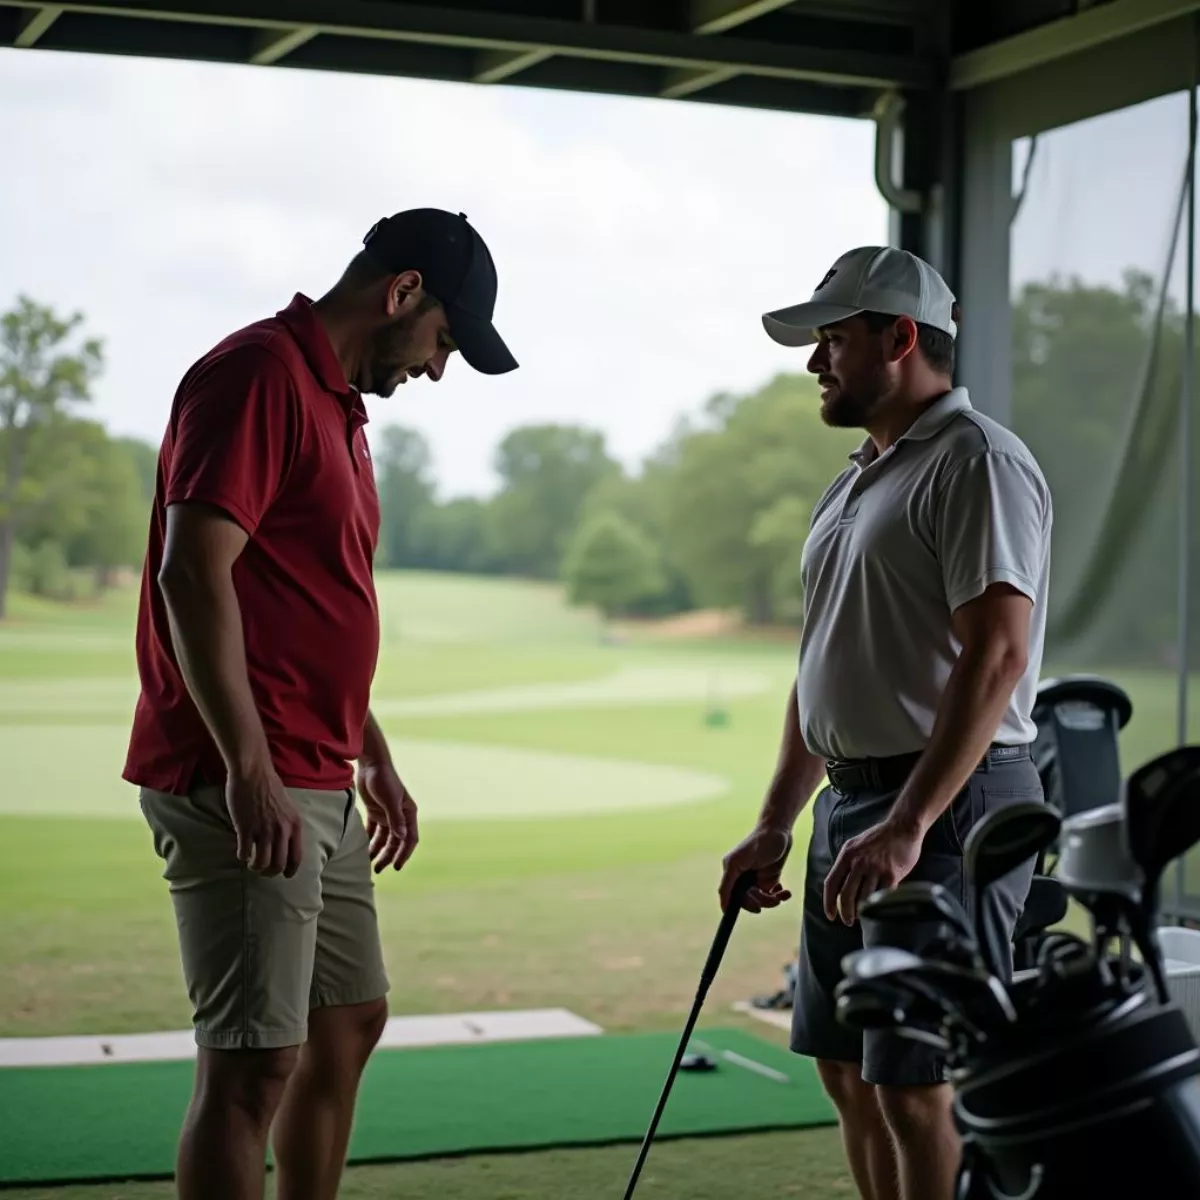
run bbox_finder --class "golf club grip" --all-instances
[700,870,756,988]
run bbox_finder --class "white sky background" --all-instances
[0,46,889,500]
[5,49,1191,500]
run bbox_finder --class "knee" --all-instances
[307,997,389,1075]
[356,997,388,1057]
[197,1046,299,1127]
[816,1059,873,1118]
[876,1083,951,1141]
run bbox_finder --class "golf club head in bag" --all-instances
[858,880,980,967]
[621,870,756,1200]
[1121,744,1200,1003]
[834,974,954,1053]
[1124,745,1200,913]
[963,801,1061,980]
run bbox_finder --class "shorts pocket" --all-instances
[980,782,1045,812]
[928,784,973,856]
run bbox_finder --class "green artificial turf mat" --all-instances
[0,1028,835,1187]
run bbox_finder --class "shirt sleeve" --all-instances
[934,449,1052,614]
[165,345,301,536]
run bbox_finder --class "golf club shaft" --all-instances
[621,870,756,1200]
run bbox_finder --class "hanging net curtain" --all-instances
[1009,89,1200,918]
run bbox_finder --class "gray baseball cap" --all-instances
[762,246,958,349]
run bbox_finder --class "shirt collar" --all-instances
[276,293,354,399]
[848,387,971,464]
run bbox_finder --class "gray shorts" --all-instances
[140,784,390,1051]
[790,748,1040,1086]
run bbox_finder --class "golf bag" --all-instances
[954,983,1200,1197]
[1013,674,1134,970]
[836,744,1200,1200]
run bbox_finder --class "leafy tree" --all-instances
[661,375,859,623]
[17,421,151,590]
[113,435,160,503]
[413,496,500,575]
[575,465,692,615]
[373,424,436,569]
[562,510,666,620]
[0,296,103,618]
[488,424,619,579]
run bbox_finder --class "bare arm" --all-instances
[820,584,1033,924]
[157,502,272,779]
[158,501,300,876]
[888,584,1033,839]
[360,709,392,769]
[756,681,829,832]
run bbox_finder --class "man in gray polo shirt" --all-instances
[718,247,1052,1200]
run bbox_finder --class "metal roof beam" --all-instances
[0,0,931,90]
[249,22,316,64]
[950,0,1200,91]
[473,46,553,84]
[690,0,793,35]
[14,4,64,46]
[660,63,738,98]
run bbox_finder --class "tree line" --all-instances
[2,275,1197,671]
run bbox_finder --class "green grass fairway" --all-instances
[1,569,1198,1200]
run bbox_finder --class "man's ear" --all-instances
[889,314,920,364]
[386,270,424,316]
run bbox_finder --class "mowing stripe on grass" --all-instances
[0,1029,836,1187]
[370,666,771,718]
[0,665,771,720]
[0,730,730,821]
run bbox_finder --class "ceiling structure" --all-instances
[0,0,1194,123]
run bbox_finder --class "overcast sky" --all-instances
[1,47,890,499]
[1,48,1191,498]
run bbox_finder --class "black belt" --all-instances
[825,743,1031,794]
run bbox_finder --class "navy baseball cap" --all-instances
[362,208,518,376]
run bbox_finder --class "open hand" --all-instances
[823,817,923,925]
[358,761,419,875]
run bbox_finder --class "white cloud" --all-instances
[0,46,888,496]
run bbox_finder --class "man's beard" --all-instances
[819,369,888,428]
[364,312,424,397]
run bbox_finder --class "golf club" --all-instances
[841,946,926,981]
[859,880,979,965]
[1124,747,1200,1003]
[835,976,954,1052]
[963,801,1061,979]
[843,949,1014,1044]
[621,869,756,1200]
[1057,801,1148,996]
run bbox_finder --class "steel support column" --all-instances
[879,80,1008,420]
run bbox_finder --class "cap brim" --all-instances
[762,302,864,348]
[445,304,518,376]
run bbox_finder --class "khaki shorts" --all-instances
[139,784,390,1050]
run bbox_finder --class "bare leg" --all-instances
[816,1060,901,1200]
[271,999,388,1200]
[877,1083,960,1200]
[176,1047,299,1200]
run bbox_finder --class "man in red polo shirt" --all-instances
[125,208,517,1200]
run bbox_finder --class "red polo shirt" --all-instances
[123,295,381,794]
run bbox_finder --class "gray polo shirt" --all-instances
[795,387,1052,762]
